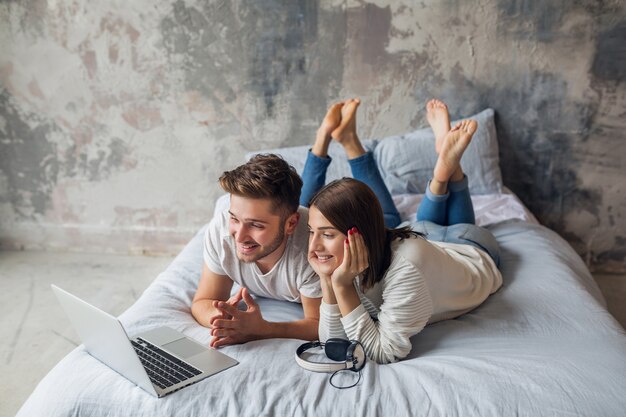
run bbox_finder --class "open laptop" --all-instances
[51,284,238,397]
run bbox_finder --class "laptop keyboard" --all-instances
[131,338,202,389]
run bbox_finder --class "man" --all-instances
[192,154,321,348]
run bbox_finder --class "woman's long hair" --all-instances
[309,178,418,289]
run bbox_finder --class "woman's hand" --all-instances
[331,227,369,289]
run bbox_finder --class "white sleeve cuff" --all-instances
[340,304,369,330]
[320,301,341,315]
[318,301,347,341]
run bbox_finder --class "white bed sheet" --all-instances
[17,193,626,417]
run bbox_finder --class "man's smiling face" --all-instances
[228,195,288,267]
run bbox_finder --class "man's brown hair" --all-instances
[219,154,302,217]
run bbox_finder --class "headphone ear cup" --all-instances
[346,341,367,372]
[324,338,352,362]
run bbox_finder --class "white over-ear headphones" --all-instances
[295,338,367,373]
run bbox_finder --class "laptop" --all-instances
[51,284,238,397]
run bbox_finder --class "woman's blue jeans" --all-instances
[300,151,401,228]
[299,150,500,266]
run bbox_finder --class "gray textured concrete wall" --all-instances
[0,0,624,272]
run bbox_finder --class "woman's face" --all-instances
[307,205,346,276]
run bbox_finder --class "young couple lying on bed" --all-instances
[192,99,503,364]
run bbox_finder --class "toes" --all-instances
[467,119,478,134]
[347,98,360,107]
[342,99,360,116]
[329,102,344,112]
[459,119,477,134]
[427,99,448,113]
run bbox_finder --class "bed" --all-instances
[17,109,626,416]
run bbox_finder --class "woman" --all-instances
[300,99,503,364]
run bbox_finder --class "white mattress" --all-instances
[17,192,626,417]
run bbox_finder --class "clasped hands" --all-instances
[208,287,266,348]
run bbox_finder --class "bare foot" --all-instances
[331,98,365,159]
[319,102,344,138]
[426,99,450,154]
[312,102,344,157]
[331,98,360,143]
[433,119,477,183]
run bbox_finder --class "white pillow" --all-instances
[374,108,502,195]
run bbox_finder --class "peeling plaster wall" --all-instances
[0,0,624,272]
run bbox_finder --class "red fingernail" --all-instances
[345,238,349,244]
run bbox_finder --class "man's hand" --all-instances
[209,288,268,348]
[207,287,243,329]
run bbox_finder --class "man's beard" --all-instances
[237,222,286,263]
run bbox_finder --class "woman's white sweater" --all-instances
[318,236,502,364]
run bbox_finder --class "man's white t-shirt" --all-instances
[203,207,321,302]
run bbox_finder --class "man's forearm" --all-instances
[191,299,220,328]
[260,318,320,341]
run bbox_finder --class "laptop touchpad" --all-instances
[162,338,207,358]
